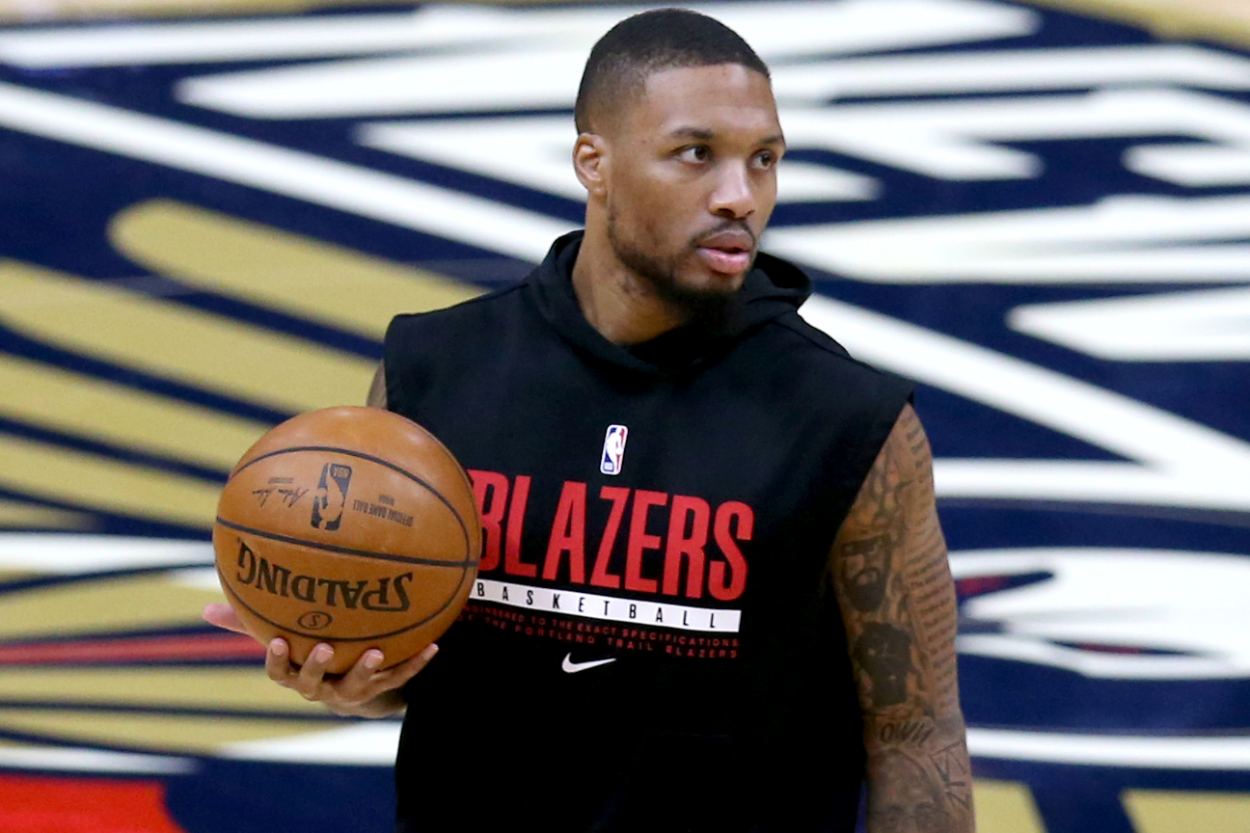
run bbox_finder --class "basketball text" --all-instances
[234,541,412,611]
[351,498,414,527]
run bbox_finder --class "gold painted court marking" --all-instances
[0,498,94,531]
[0,570,224,640]
[1124,788,1250,833]
[0,353,269,471]
[0,667,325,714]
[111,200,481,340]
[973,778,1048,833]
[0,708,343,754]
[0,260,376,413]
[0,434,221,527]
[1022,0,1250,47]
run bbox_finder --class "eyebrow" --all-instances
[669,126,787,148]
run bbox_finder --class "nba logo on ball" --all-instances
[311,463,352,531]
[600,425,628,475]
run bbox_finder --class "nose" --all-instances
[708,161,756,219]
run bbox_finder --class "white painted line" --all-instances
[970,728,1250,770]
[0,533,211,573]
[0,0,1034,69]
[773,44,1250,101]
[0,745,195,774]
[951,548,1250,679]
[1010,285,1250,362]
[0,82,572,265]
[0,8,506,67]
[799,293,1250,511]
[216,721,400,766]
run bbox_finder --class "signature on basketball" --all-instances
[251,486,309,508]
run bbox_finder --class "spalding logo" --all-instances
[235,541,412,612]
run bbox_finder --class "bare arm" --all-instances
[829,403,974,833]
[367,360,387,409]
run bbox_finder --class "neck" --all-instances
[570,227,691,346]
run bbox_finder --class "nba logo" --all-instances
[600,425,628,475]
[311,463,352,531]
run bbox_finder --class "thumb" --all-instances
[202,603,250,635]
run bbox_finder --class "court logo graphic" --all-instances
[600,424,628,475]
[310,463,352,531]
[0,2,1248,831]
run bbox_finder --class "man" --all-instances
[207,8,972,832]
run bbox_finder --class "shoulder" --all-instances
[758,309,914,405]
[386,282,528,339]
[867,403,933,483]
[383,282,530,416]
[740,308,914,487]
[384,283,534,366]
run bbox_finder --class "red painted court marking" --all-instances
[0,774,189,833]
[0,633,266,665]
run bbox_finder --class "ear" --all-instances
[573,132,609,200]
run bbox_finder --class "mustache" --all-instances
[690,220,757,250]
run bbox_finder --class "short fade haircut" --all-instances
[574,8,770,134]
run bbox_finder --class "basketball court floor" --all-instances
[0,0,1248,830]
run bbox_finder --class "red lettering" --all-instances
[624,489,667,593]
[542,481,588,583]
[662,495,710,599]
[504,475,536,578]
[467,470,508,572]
[710,500,752,601]
[590,486,630,589]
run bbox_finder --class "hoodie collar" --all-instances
[526,230,811,378]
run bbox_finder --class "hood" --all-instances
[527,230,812,379]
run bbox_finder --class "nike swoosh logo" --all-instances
[561,653,616,674]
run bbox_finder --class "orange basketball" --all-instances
[212,406,481,674]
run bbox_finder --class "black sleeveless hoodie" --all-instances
[386,232,912,833]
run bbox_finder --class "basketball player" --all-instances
[207,9,973,832]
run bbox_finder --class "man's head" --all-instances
[574,8,771,136]
[572,9,784,320]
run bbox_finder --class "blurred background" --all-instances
[1,0,1248,831]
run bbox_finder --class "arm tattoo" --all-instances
[830,405,974,833]
[853,623,914,707]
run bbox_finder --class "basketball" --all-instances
[212,406,482,674]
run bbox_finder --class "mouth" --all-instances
[694,226,756,276]
[697,244,753,276]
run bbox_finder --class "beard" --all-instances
[606,211,752,321]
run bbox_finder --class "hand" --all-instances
[202,603,436,717]
[265,639,437,718]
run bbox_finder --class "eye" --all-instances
[678,145,711,163]
[754,150,779,169]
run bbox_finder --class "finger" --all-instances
[264,638,297,684]
[202,603,250,635]
[295,643,334,697]
[336,648,385,700]
[374,643,439,690]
